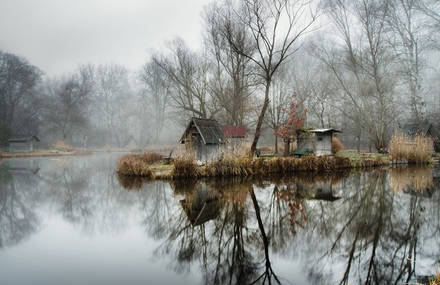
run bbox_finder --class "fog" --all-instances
[1,0,440,152]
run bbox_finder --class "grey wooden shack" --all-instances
[179,117,225,161]
[8,136,40,152]
[296,128,341,156]
[402,120,434,137]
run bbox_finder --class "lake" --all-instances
[0,154,439,285]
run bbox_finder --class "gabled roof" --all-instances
[221,125,247,138]
[403,120,433,136]
[180,117,225,145]
[9,135,40,143]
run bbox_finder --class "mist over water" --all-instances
[0,154,439,284]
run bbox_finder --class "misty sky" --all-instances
[0,0,208,76]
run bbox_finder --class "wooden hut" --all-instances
[8,136,40,152]
[296,128,341,156]
[221,125,247,149]
[179,117,225,161]
[403,120,434,137]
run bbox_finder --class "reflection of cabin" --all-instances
[6,159,40,174]
[180,183,221,226]
[179,117,225,161]
[221,125,247,149]
[296,128,341,156]
[296,180,340,201]
[8,136,40,152]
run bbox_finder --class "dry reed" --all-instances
[116,153,157,177]
[171,153,202,178]
[332,137,344,154]
[389,133,433,164]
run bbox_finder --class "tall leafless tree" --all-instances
[224,0,319,155]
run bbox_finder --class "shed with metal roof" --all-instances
[296,128,341,156]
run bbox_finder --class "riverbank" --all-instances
[115,151,406,180]
[0,149,93,159]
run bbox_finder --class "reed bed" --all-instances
[116,152,163,177]
[389,133,433,164]
[171,154,202,178]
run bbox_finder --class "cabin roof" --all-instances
[180,117,225,145]
[403,120,433,136]
[221,125,246,138]
[8,135,40,143]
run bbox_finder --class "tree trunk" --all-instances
[250,81,271,156]
[274,135,278,154]
[284,139,290,157]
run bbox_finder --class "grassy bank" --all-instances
[0,149,92,159]
[116,151,393,180]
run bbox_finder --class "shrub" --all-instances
[138,152,164,164]
[332,137,344,154]
[389,133,433,164]
[116,155,153,177]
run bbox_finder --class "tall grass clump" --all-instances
[171,154,201,178]
[389,133,433,164]
[116,155,153,177]
[332,137,344,154]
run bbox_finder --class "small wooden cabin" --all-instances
[403,120,434,137]
[221,125,247,149]
[296,128,341,156]
[8,136,40,152]
[179,117,226,161]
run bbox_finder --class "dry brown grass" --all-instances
[171,153,202,179]
[390,167,434,193]
[116,152,163,177]
[389,133,433,164]
[116,155,153,177]
[332,137,344,154]
[52,140,73,151]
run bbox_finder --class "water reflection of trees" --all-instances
[135,169,439,284]
[1,155,438,284]
[0,162,39,248]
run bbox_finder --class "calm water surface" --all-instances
[0,154,439,285]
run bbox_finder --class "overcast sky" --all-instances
[0,0,208,76]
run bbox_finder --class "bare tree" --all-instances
[388,0,428,122]
[42,66,93,142]
[152,39,219,121]
[139,60,170,143]
[224,0,319,155]
[319,0,397,152]
[94,64,132,147]
[265,63,291,153]
[0,51,42,134]
[204,2,257,126]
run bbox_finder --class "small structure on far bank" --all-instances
[296,128,341,156]
[402,120,438,152]
[403,120,434,137]
[179,117,225,161]
[221,125,247,149]
[8,136,40,152]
